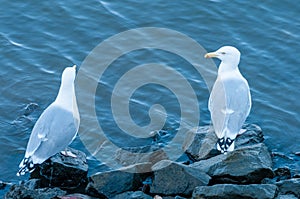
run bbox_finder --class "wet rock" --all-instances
[262,167,293,184]
[5,183,66,199]
[0,180,7,190]
[183,124,264,161]
[150,160,210,196]
[30,147,88,192]
[87,163,152,198]
[275,194,298,199]
[294,174,300,178]
[112,191,152,199]
[192,184,278,199]
[182,126,219,161]
[23,179,41,190]
[276,178,300,198]
[114,147,168,172]
[162,196,187,199]
[274,167,292,182]
[191,143,274,184]
[60,193,99,199]
[24,102,39,116]
[87,170,134,198]
[235,124,264,147]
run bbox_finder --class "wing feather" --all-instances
[209,75,251,139]
[24,105,77,164]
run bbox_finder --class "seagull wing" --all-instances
[209,75,251,139]
[24,105,78,164]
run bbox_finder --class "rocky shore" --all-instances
[4,124,300,199]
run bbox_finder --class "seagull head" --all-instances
[61,65,77,84]
[205,46,241,66]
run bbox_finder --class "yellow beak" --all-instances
[204,52,218,58]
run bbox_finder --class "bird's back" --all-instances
[209,72,251,138]
[24,104,78,165]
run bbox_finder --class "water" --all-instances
[0,0,300,195]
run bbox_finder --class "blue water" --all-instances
[0,0,299,195]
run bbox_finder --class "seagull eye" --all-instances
[221,52,226,55]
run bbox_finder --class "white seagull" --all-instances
[205,46,251,153]
[17,65,80,176]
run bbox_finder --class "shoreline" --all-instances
[3,124,300,199]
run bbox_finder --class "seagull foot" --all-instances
[60,150,77,158]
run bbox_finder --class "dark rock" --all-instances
[60,193,99,199]
[114,147,168,172]
[263,167,293,184]
[162,196,187,199]
[24,102,39,116]
[183,124,264,161]
[0,180,7,190]
[30,147,88,192]
[275,194,298,199]
[23,179,41,190]
[192,184,278,199]
[191,143,274,184]
[87,170,134,198]
[274,167,292,182]
[150,160,210,196]
[294,174,300,178]
[5,183,66,199]
[87,163,152,198]
[182,126,219,161]
[235,124,264,147]
[112,191,152,199]
[276,178,300,198]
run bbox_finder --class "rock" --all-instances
[112,191,152,199]
[24,102,39,116]
[191,143,274,184]
[235,124,264,147]
[274,167,292,182]
[294,174,300,178]
[30,147,88,192]
[87,163,152,198]
[192,184,278,199]
[87,169,134,198]
[275,194,298,199]
[183,124,264,161]
[60,193,99,199]
[182,126,219,161]
[150,160,210,196]
[162,196,187,199]
[23,179,41,190]
[5,183,66,199]
[0,180,8,190]
[276,178,300,198]
[114,147,168,172]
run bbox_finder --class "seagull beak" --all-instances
[204,52,218,58]
[72,65,77,69]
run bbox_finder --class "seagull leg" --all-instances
[225,138,235,152]
[60,149,77,158]
[217,138,226,153]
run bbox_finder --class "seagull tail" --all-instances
[16,157,35,176]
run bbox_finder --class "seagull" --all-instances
[17,65,80,176]
[205,46,251,153]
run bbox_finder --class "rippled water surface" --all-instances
[0,1,299,194]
